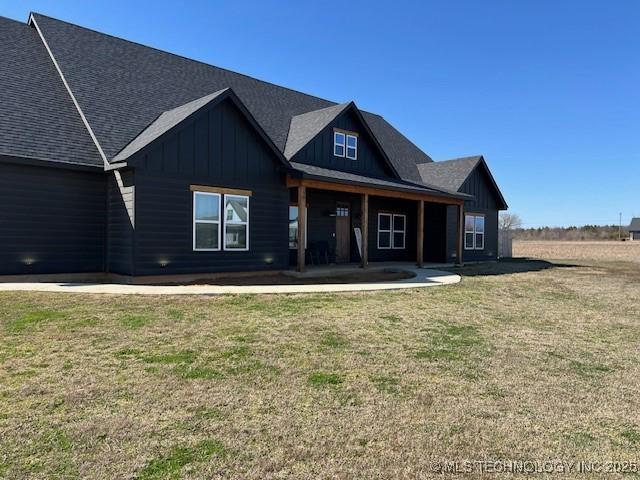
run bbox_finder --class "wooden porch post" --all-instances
[456,203,464,266]
[417,200,424,268]
[361,193,369,268]
[297,185,307,272]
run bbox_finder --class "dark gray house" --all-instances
[629,218,640,241]
[0,13,508,277]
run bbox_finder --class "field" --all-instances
[1,243,639,479]
[514,239,640,263]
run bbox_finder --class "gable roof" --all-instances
[0,16,101,167]
[111,88,289,168]
[26,12,432,179]
[284,103,351,159]
[630,218,640,231]
[417,155,508,209]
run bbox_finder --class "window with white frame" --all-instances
[346,134,357,160]
[392,214,406,249]
[193,192,221,251]
[224,195,249,250]
[334,131,345,157]
[378,213,406,249]
[464,214,485,250]
[288,205,307,249]
[377,213,392,249]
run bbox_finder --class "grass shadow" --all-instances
[449,258,581,277]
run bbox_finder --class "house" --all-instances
[629,218,640,241]
[0,13,508,278]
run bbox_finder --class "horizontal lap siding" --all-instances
[107,170,135,274]
[0,163,106,274]
[131,98,289,275]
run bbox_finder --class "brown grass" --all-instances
[1,247,639,478]
[514,240,640,264]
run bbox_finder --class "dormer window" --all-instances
[334,130,358,159]
[334,132,345,157]
[346,134,357,160]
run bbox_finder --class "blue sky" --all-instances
[3,0,639,227]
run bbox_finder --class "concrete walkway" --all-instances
[0,266,460,295]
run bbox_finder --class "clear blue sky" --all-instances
[3,0,639,227]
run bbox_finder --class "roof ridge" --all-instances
[29,12,340,108]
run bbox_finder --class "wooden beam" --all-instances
[361,193,369,268]
[297,186,306,272]
[286,176,463,206]
[456,204,464,266]
[417,200,424,268]
[190,185,252,196]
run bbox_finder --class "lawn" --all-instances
[1,244,639,479]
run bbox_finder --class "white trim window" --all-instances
[224,194,249,250]
[392,214,406,249]
[334,131,346,157]
[288,205,307,249]
[377,213,392,249]
[464,214,485,250]
[193,191,221,251]
[346,134,358,160]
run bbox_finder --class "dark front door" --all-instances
[335,202,351,263]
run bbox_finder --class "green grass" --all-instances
[1,255,639,479]
[308,372,343,387]
[139,440,226,480]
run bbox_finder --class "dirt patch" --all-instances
[153,270,415,286]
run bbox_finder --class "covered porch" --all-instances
[286,174,466,273]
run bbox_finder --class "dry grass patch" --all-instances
[1,247,639,478]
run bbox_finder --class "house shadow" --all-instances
[448,258,581,277]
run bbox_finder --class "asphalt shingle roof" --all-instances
[416,156,482,192]
[629,218,640,231]
[112,89,229,162]
[29,13,433,179]
[290,162,466,199]
[284,103,351,160]
[0,16,102,167]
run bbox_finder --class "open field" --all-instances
[515,240,640,264]
[1,251,640,478]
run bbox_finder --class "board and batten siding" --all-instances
[446,166,500,262]
[127,97,289,275]
[0,162,106,275]
[291,108,395,179]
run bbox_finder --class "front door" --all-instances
[335,202,351,263]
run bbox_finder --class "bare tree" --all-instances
[499,212,523,231]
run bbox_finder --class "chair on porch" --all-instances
[306,241,334,265]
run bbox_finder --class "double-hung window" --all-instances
[464,214,485,250]
[378,213,406,249]
[334,130,358,159]
[224,195,249,250]
[193,190,250,251]
[193,192,221,251]
[334,132,346,157]
[392,214,406,249]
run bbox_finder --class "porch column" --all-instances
[456,203,464,266]
[361,193,369,268]
[297,185,307,272]
[417,200,424,268]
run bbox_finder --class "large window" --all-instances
[193,192,221,251]
[224,195,249,250]
[465,214,485,250]
[378,213,406,249]
[288,205,307,249]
